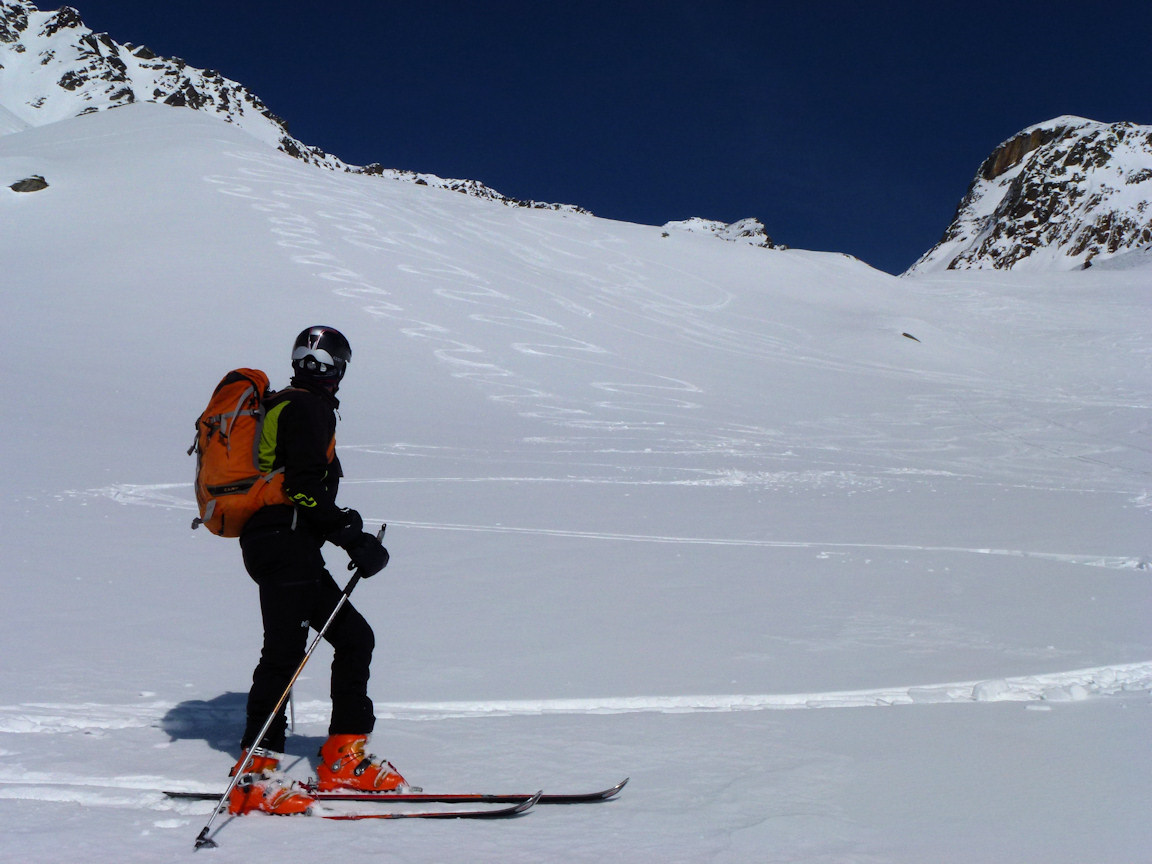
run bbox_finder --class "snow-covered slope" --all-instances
[0,1,593,211]
[909,115,1152,272]
[1,99,1150,863]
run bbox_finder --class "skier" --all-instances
[228,325,403,816]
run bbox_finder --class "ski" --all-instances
[167,777,627,806]
[318,791,539,820]
[194,793,538,844]
[306,776,629,805]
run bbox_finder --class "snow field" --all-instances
[0,104,1149,861]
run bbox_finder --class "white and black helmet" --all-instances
[291,325,351,382]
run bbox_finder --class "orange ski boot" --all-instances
[315,734,407,792]
[228,748,315,815]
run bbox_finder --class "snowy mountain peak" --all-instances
[0,1,593,212]
[0,2,791,240]
[908,116,1152,273]
[662,216,780,249]
[0,1,296,147]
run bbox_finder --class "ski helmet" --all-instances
[291,325,351,383]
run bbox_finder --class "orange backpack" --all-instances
[188,368,289,537]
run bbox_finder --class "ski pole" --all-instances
[194,524,386,850]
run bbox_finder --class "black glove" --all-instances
[346,532,389,578]
[326,509,364,549]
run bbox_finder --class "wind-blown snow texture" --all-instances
[1,10,1151,864]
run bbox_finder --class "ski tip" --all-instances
[553,777,628,803]
[500,789,541,817]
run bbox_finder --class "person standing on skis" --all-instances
[229,325,405,815]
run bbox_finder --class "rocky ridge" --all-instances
[0,1,587,212]
[908,116,1152,273]
[661,217,780,249]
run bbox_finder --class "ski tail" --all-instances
[319,791,542,821]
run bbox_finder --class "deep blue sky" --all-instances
[71,1,1150,274]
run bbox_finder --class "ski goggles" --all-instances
[292,346,348,377]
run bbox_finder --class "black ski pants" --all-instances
[238,524,376,752]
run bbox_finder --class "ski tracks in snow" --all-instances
[0,660,1148,806]
[75,482,1151,573]
[368,660,1152,718]
[0,658,1148,814]
[0,661,1148,743]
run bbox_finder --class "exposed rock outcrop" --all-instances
[908,116,1152,273]
[9,173,47,191]
[662,217,781,249]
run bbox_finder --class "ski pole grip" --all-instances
[345,523,388,580]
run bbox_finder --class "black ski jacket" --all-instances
[243,379,346,539]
